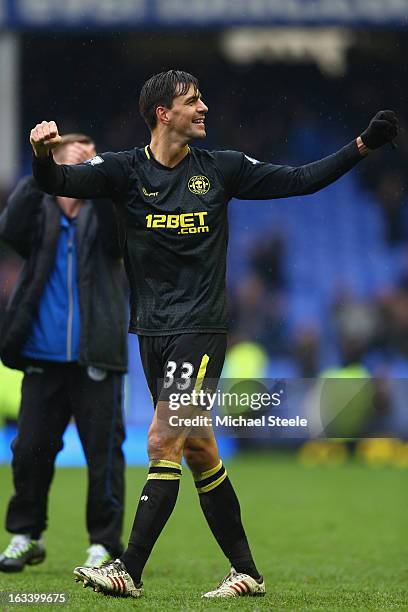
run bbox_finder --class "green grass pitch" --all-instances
[0,454,406,611]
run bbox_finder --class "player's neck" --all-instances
[149,135,190,168]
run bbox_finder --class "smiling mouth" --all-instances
[192,119,205,125]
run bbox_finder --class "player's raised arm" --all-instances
[217,110,399,200]
[30,120,128,200]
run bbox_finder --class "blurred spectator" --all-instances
[0,361,23,425]
[230,273,288,356]
[292,327,320,378]
[249,236,286,291]
[376,170,405,244]
[333,292,382,364]
[379,282,408,358]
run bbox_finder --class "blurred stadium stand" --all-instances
[1,1,408,464]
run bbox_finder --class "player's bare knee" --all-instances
[147,429,166,458]
[147,428,183,463]
[184,440,219,474]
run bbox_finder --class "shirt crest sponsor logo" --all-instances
[142,186,159,197]
[146,212,209,235]
[85,155,104,166]
[188,175,210,195]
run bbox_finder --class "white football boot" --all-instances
[202,566,266,598]
[74,558,142,598]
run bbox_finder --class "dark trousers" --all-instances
[5,362,125,557]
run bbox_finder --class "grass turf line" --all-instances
[0,454,406,610]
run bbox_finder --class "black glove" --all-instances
[360,110,399,150]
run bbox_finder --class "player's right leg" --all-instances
[74,398,187,597]
[73,336,186,597]
[0,363,70,572]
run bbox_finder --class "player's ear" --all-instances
[156,106,171,125]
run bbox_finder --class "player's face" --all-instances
[168,83,208,141]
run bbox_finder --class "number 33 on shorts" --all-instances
[163,360,204,391]
[163,354,210,391]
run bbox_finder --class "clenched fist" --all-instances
[30,121,62,158]
[360,110,399,150]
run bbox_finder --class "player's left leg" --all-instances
[184,434,264,597]
[151,332,263,596]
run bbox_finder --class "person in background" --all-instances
[0,134,128,572]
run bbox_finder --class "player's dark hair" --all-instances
[139,70,199,131]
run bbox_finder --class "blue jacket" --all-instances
[22,215,81,361]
